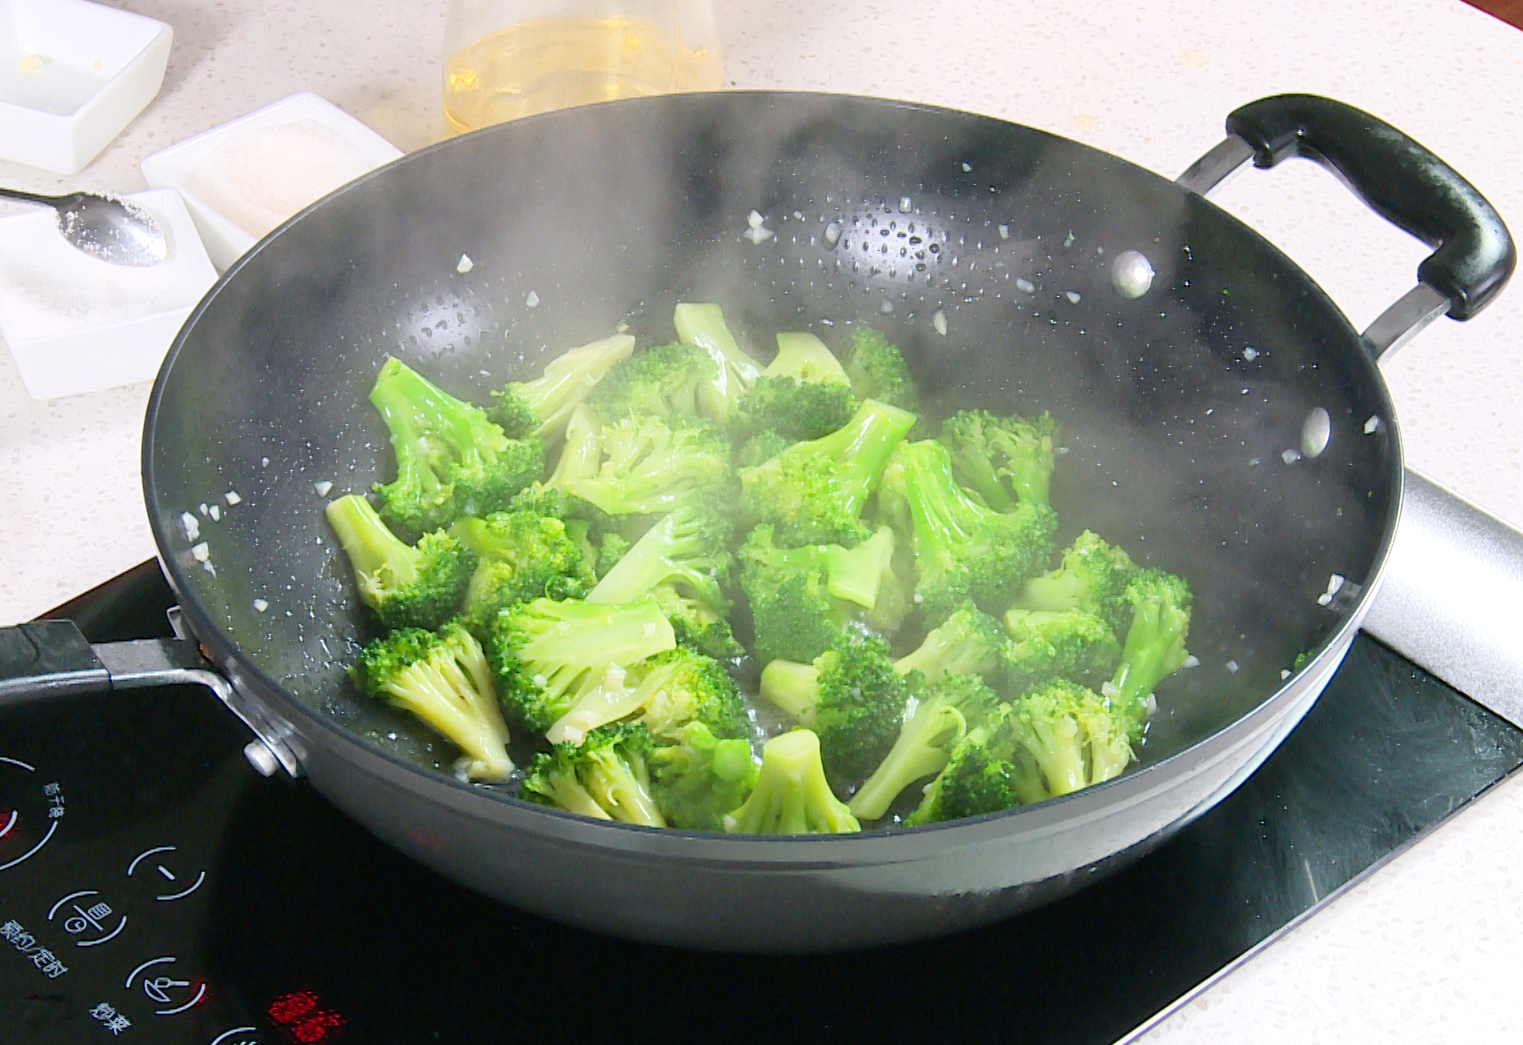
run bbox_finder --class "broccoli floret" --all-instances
[368,357,544,536]
[902,719,1018,826]
[520,722,666,826]
[1002,679,1137,804]
[940,408,1061,511]
[451,510,595,631]
[739,332,857,440]
[630,647,748,741]
[892,602,1007,682]
[352,622,513,782]
[736,430,794,468]
[325,494,475,630]
[1011,530,1140,636]
[588,340,712,419]
[490,333,635,438]
[672,302,764,425]
[738,524,900,665]
[595,531,632,577]
[586,506,734,639]
[841,328,922,416]
[650,720,759,831]
[545,643,746,747]
[758,633,909,783]
[849,671,1002,821]
[895,439,1057,621]
[1107,568,1192,721]
[723,729,861,835]
[1002,608,1122,692]
[567,414,734,517]
[738,398,918,548]
[489,596,675,733]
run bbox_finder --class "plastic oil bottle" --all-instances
[443,0,722,132]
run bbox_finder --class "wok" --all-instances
[0,92,1513,952]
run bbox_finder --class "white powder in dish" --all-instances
[185,118,376,238]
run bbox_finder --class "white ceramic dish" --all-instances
[0,188,216,399]
[0,0,172,173]
[141,92,403,270]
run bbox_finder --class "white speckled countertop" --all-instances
[2,1,1520,1038]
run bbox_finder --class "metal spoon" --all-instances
[0,187,168,267]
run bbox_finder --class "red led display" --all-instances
[269,991,345,1043]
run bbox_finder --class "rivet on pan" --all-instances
[1301,407,1332,458]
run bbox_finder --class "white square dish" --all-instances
[0,0,172,173]
[141,92,404,270]
[0,188,217,399]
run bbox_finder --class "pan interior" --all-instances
[145,92,1398,784]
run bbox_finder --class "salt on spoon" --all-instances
[0,187,167,267]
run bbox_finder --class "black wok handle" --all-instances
[0,621,110,704]
[1225,94,1515,321]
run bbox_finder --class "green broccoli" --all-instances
[1002,678,1137,804]
[519,722,666,826]
[368,357,544,536]
[588,340,712,419]
[586,506,738,659]
[489,596,676,733]
[672,302,764,424]
[544,642,747,747]
[629,647,749,741]
[739,523,902,665]
[849,671,1002,821]
[1002,607,1122,692]
[736,430,793,468]
[352,622,513,782]
[940,408,1061,511]
[325,493,475,630]
[758,633,909,783]
[451,510,595,631]
[1010,530,1140,636]
[738,398,918,548]
[595,531,632,577]
[891,602,1007,682]
[723,729,861,835]
[902,720,1018,826]
[739,332,857,440]
[894,439,1058,621]
[490,332,635,439]
[650,720,759,831]
[567,413,734,517]
[1107,568,1192,720]
[904,677,1140,823]
[840,328,922,416]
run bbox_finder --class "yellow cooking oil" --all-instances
[444,15,721,133]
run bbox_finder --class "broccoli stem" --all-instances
[768,332,851,384]
[823,526,895,608]
[545,663,644,745]
[325,494,423,595]
[759,659,820,725]
[816,399,920,518]
[674,302,762,423]
[583,749,667,827]
[508,333,635,438]
[547,404,603,485]
[848,701,968,821]
[585,508,721,607]
[531,771,614,820]
[723,729,860,835]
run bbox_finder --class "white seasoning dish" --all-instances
[141,92,404,270]
[0,0,172,173]
[0,188,217,399]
